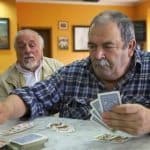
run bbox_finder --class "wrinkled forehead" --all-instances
[16,32,39,44]
[89,20,117,33]
[89,21,120,40]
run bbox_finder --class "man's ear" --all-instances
[128,39,136,57]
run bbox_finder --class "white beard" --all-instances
[23,58,39,70]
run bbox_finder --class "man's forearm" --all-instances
[4,94,27,119]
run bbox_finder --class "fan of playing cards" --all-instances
[90,91,121,130]
[90,91,135,143]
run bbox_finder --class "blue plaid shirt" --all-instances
[13,49,150,120]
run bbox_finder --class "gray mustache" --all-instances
[94,59,110,68]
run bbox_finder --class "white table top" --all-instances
[0,116,150,150]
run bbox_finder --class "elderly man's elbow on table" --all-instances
[0,95,26,124]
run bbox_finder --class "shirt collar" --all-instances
[134,49,142,65]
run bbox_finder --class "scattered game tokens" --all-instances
[1,122,34,136]
[47,122,75,133]
[96,133,130,143]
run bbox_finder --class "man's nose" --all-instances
[24,44,31,53]
[94,46,105,59]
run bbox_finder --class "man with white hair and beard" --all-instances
[0,10,150,136]
[0,29,63,100]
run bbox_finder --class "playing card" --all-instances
[10,133,48,145]
[98,91,121,112]
[10,133,48,150]
[90,99,111,130]
[90,109,102,120]
[90,99,102,115]
[90,115,110,129]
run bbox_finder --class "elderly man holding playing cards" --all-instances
[0,10,150,136]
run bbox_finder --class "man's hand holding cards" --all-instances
[90,91,121,130]
[90,91,135,143]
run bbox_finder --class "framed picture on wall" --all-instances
[72,25,89,51]
[58,21,68,30]
[0,18,10,49]
[58,36,69,50]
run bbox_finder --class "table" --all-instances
[0,116,150,150]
